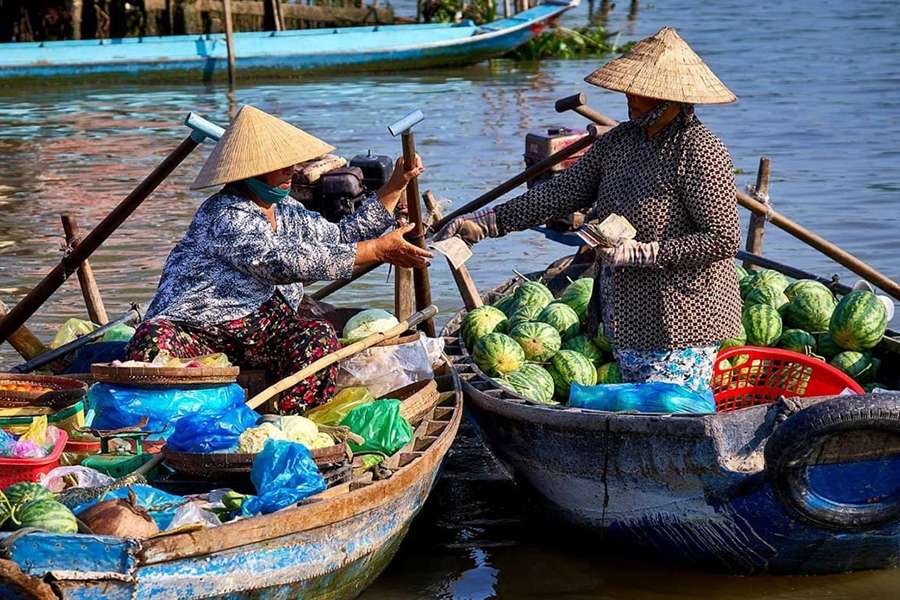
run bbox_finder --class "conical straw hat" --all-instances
[191,105,336,189]
[585,27,736,105]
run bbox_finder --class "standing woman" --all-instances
[436,27,742,396]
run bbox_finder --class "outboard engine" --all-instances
[292,151,394,223]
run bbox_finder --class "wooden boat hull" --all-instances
[0,3,576,82]
[0,367,463,599]
[442,256,900,575]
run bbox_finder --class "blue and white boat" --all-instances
[0,2,577,82]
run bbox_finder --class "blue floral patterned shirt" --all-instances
[145,187,394,325]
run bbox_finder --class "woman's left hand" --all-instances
[599,240,660,267]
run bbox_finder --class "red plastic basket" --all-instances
[711,346,864,413]
[0,429,68,487]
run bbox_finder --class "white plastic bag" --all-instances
[337,337,444,398]
[41,466,114,493]
[166,501,222,530]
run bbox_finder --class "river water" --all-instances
[0,0,898,596]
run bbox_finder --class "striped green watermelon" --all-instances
[562,334,604,366]
[558,278,594,321]
[460,305,507,350]
[538,303,581,340]
[778,329,817,354]
[742,304,782,347]
[0,490,10,529]
[509,322,561,362]
[3,482,54,508]
[548,350,597,399]
[784,289,836,332]
[735,264,749,280]
[740,269,789,299]
[830,351,877,383]
[473,333,525,376]
[499,364,556,405]
[492,293,517,316]
[513,280,554,310]
[592,323,612,353]
[829,290,888,351]
[11,499,77,534]
[720,322,747,350]
[784,279,832,301]
[596,361,622,384]
[814,332,842,360]
[744,285,789,310]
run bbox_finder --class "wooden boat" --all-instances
[442,251,900,575]
[0,3,577,83]
[0,358,463,598]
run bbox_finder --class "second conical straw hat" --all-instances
[585,27,736,105]
[191,105,336,189]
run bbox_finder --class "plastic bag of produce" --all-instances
[50,318,98,349]
[339,399,413,455]
[241,440,326,516]
[100,323,136,343]
[337,337,443,397]
[166,403,260,453]
[306,387,375,426]
[72,484,187,530]
[41,465,114,493]
[569,382,715,414]
[88,383,246,440]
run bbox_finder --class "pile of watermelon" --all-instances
[0,481,78,534]
[730,264,893,390]
[462,277,621,404]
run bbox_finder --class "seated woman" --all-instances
[127,105,431,413]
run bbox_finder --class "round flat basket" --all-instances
[91,364,240,387]
[0,374,88,408]
[163,442,348,479]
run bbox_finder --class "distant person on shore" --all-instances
[126,106,430,413]
[435,27,742,395]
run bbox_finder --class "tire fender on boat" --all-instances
[763,393,900,531]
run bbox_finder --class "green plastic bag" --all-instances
[307,387,374,427]
[50,318,98,349]
[100,323,136,343]
[339,399,413,456]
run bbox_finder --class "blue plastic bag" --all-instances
[166,404,260,453]
[71,484,186,530]
[88,383,246,439]
[241,440,326,516]
[569,382,716,414]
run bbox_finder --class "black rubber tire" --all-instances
[764,393,900,531]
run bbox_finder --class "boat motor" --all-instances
[292,151,394,222]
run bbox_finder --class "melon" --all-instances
[829,291,888,351]
[815,332,842,360]
[744,285,789,311]
[596,361,622,384]
[342,309,399,343]
[472,333,526,377]
[558,278,594,321]
[538,303,581,340]
[830,351,877,383]
[735,264,749,280]
[460,305,508,350]
[513,280,554,310]
[12,499,77,534]
[492,293,517,316]
[720,322,747,350]
[3,482,54,508]
[592,323,613,353]
[742,304,783,347]
[784,279,832,301]
[509,322,561,362]
[562,334,604,366]
[784,289,836,333]
[548,350,597,399]
[499,364,556,405]
[778,329,817,354]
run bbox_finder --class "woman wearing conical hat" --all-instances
[126,105,431,413]
[436,27,742,397]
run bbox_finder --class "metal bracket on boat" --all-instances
[184,112,225,143]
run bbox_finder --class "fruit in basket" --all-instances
[460,305,508,350]
[829,290,888,351]
[342,309,400,343]
[778,329,817,355]
[509,322,561,362]
[596,361,622,384]
[784,289,836,333]
[537,303,581,340]
[497,364,556,405]
[562,334,604,366]
[815,332,842,360]
[744,286,789,311]
[0,382,53,394]
[549,350,597,399]
[720,322,747,350]
[591,323,612,354]
[830,351,877,383]
[3,482,55,508]
[78,491,158,538]
[558,278,594,321]
[784,279,832,301]
[11,499,77,534]
[742,304,783,347]
[473,333,526,377]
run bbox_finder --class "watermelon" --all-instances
[513,280,554,310]
[814,332,842,360]
[562,334,604,366]
[778,329,817,354]
[548,350,597,399]
[735,264,749,280]
[592,323,613,353]
[742,304,783,347]
[538,303,581,340]
[492,293,517,316]
[461,305,508,350]
[720,322,747,350]
[509,322,561,362]
[784,279,832,301]
[499,364,556,405]
[558,278,594,321]
[11,499,77,534]
[494,318,510,334]
[830,351,877,383]
[784,290,836,332]
[0,491,9,529]
[740,269,789,299]
[829,291,888,351]
[3,482,54,508]
[596,361,622,384]
[473,333,526,376]
[744,285,789,310]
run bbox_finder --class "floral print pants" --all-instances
[126,294,340,413]
[614,345,719,395]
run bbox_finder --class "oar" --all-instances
[556,95,900,302]
[245,305,438,411]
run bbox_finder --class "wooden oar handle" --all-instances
[245,305,439,411]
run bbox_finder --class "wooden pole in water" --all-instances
[270,0,284,31]
[504,0,511,18]
[0,299,46,360]
[223,0,237,86]
[61,215,109,325]
[742,157,770,272]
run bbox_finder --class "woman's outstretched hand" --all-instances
[432,208,500,246]
[357,223,432,269]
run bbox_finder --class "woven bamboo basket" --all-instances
[0,374,88,408]
[91,364,240,387]
[162,441,348,479]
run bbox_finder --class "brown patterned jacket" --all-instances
[495,109,742,350]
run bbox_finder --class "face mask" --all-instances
[244,177,291,204]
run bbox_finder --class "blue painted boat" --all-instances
[443,254,900,575]
[0,2,578,82]
[0,366,463,599]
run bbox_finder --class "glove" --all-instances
[598,239,659,267]
[432,209,500,246]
